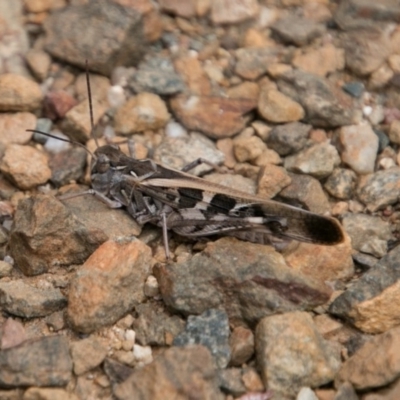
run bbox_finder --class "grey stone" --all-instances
[173,309,231,369]
[324,168,357,200]
[357,167,400,211]
[0,336,72,387]
[155,238,331,326]
[342,213,392,257]
[266,122,311,156]
[44,0,145,75]
[129,56,185,95]
[277,70,357,128]
[0,280,66,318]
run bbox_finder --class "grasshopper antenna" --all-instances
[85,60,99,148]
[26,129,96,160]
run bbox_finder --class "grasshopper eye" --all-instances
[96,154,110,173]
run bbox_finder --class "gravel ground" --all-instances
[0,0,400,399]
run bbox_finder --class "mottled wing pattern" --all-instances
[127,175,344,245]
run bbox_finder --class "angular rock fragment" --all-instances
[256,311,340,398]
[329,245,400,333]
[0,336,72,387]
[284,235,354,284]
[114,92,170,135]
[235,47,280,80]
[48,147,87,187]
[132,303,184,346]
[335,325,400,390]
[0,74,43,112]
[9,194,107,276]
[62,99,107,143]
[278,173,330,214]
[68,238,151,333]
[284,142,340,179]
[0,113,36,145]
[0,280,66,318]
[266,122,311,156]
[342,213,392,257]
[153,134,224,175]
[44,0,146,75]
[70,337,108,375]
[258,88,304,123]
[342,28,391,76]
[271,15,325,46]
[324,168,357,200]
[173,309,231,368]
[129,56,185,95]
[114,346,223,400]
[60,186,141,241]
[170,95,257,139]
[339,123,379,174]
[0,145,51,190]
[357,168,400,212]
[277,69,357,127]
[229,326,254,366]
[155,238,331,326]
[211,0,259,24]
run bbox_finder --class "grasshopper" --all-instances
[29,66,345,259]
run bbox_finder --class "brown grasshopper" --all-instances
[29,67,345,259]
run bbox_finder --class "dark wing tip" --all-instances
[303,214,345,245]
[259,202,345,246]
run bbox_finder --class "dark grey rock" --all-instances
[235,47,280,80]
[9,194,107,276]
[284,143,340,179]
[277,69,357,128]
[114,346,223,400]
[44,0,146,75]
[129,56,185,95]
[133,303,185,346]
[334,382,358,400]
[374,129,390,152]
[343,28,391,76]
[342,213,392,257]
[173,309,231,369]
[154,238,331,327]
[153,133,225,175]
[324,168,357,200]
[278,173,330,214]
[272,15,325,46]
[45,311,66,332]
[352,252,378,270]
[0,336,72,387]
[342,81,365,98]
[329,245,400,324]
[32,118,52,144]
[0,280,67,318]
[103,358,134,386]
[334,0,400,29]
[256,311,340,398]
[266,122,311,156]
[61,186,141,241]
[357,167,400,211]
[49,147,87,187]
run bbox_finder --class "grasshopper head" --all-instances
[93,145,122,173]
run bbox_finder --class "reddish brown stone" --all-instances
[170,95,257,139]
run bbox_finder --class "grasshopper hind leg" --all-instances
[225,230,291,251]
[181,158,227,174]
